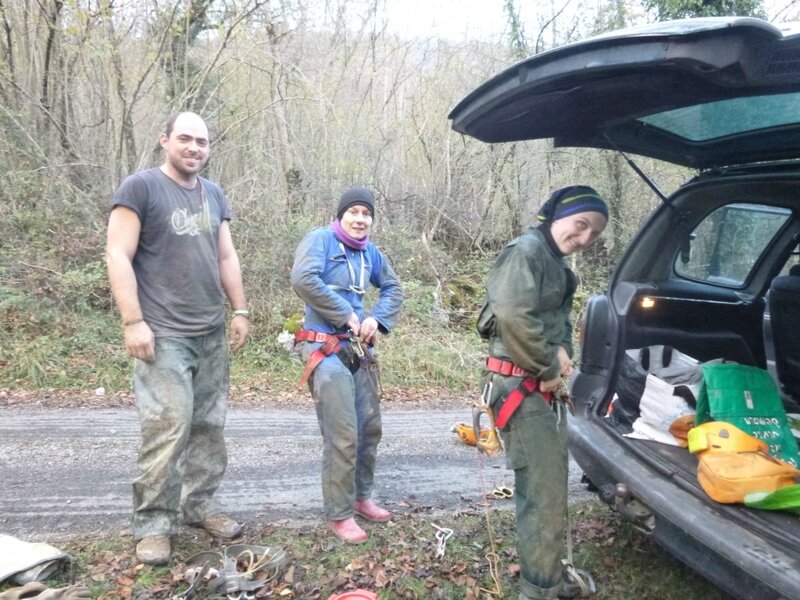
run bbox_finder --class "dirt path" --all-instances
[0,406,593,542]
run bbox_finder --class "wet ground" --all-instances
[0,406,592,542]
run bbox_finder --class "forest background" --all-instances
[1,0,796,400]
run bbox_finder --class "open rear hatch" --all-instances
[449,17,800,170]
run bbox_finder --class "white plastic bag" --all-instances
[626,373,700,446]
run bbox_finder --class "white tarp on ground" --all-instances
[0,534,67,584]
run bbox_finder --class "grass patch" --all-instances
[0,502,727,599]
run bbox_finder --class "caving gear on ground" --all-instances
[136,535,171,565]
[222,544,288,595]
[0,583,91,600]
[489,485,514,499]
[431,523,454,558]
[192,513,244,539]
[178,551,226,598]
[328,518,368,544]
[353,498,391,522]
[177,544,288,598]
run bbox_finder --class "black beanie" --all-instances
[537,185,608,223]
[336,187,375,220]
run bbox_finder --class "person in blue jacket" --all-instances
[291,187,403,544]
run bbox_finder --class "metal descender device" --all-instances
[473,380,502,457]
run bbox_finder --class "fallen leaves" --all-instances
[51,509,522,599]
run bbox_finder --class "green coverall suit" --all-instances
[478,226,575,600]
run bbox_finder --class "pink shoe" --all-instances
[354,499,392,522]
[328,518,368,544]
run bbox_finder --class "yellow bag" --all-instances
[688,421,768,454]
[696,451,800,503]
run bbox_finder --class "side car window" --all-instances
[675,203,791,286]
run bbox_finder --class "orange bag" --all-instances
[696,451,800,503]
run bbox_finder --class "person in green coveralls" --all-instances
[477,185,609,599]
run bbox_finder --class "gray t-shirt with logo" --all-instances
[111,167,232,337]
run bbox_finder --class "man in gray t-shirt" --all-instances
[106,111,249,566]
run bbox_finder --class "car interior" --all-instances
[580,175,800,554]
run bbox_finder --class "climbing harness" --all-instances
[431,523,453,558]
[294,329,379,385]
[172,544,288,599]
[483,357,551,428]
[223,544,288,595]
[294,330,350,384]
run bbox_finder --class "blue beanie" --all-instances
[537,185,608,223]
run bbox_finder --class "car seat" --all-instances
[765,271,800,407]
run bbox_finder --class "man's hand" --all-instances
[557,345,573,378]
[359,316,379,344]
[345,312,361,335]
[124,321,155,363]
[229,315,249,351]
[540,376,563,393]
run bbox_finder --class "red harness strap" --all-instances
[486,357,551,428]
[486,356,530,378]
[295,330,350,385]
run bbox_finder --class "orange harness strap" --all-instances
[295,330,350,385]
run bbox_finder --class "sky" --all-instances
[376,0,798,42]
[381,0,511,40]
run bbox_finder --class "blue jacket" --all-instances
[290,227,403,334]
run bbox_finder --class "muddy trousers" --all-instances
[131,326,229,540]
[486,373,569,600]
[307,350,382,521]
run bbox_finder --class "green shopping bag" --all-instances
[745,484,800,515]
[696,363,800,467]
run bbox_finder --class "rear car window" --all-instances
[675,203,792,286]
[638,92,800,141]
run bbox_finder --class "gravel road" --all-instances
[0,406,592,542]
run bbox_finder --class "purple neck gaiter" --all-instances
[330,219,369,251]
